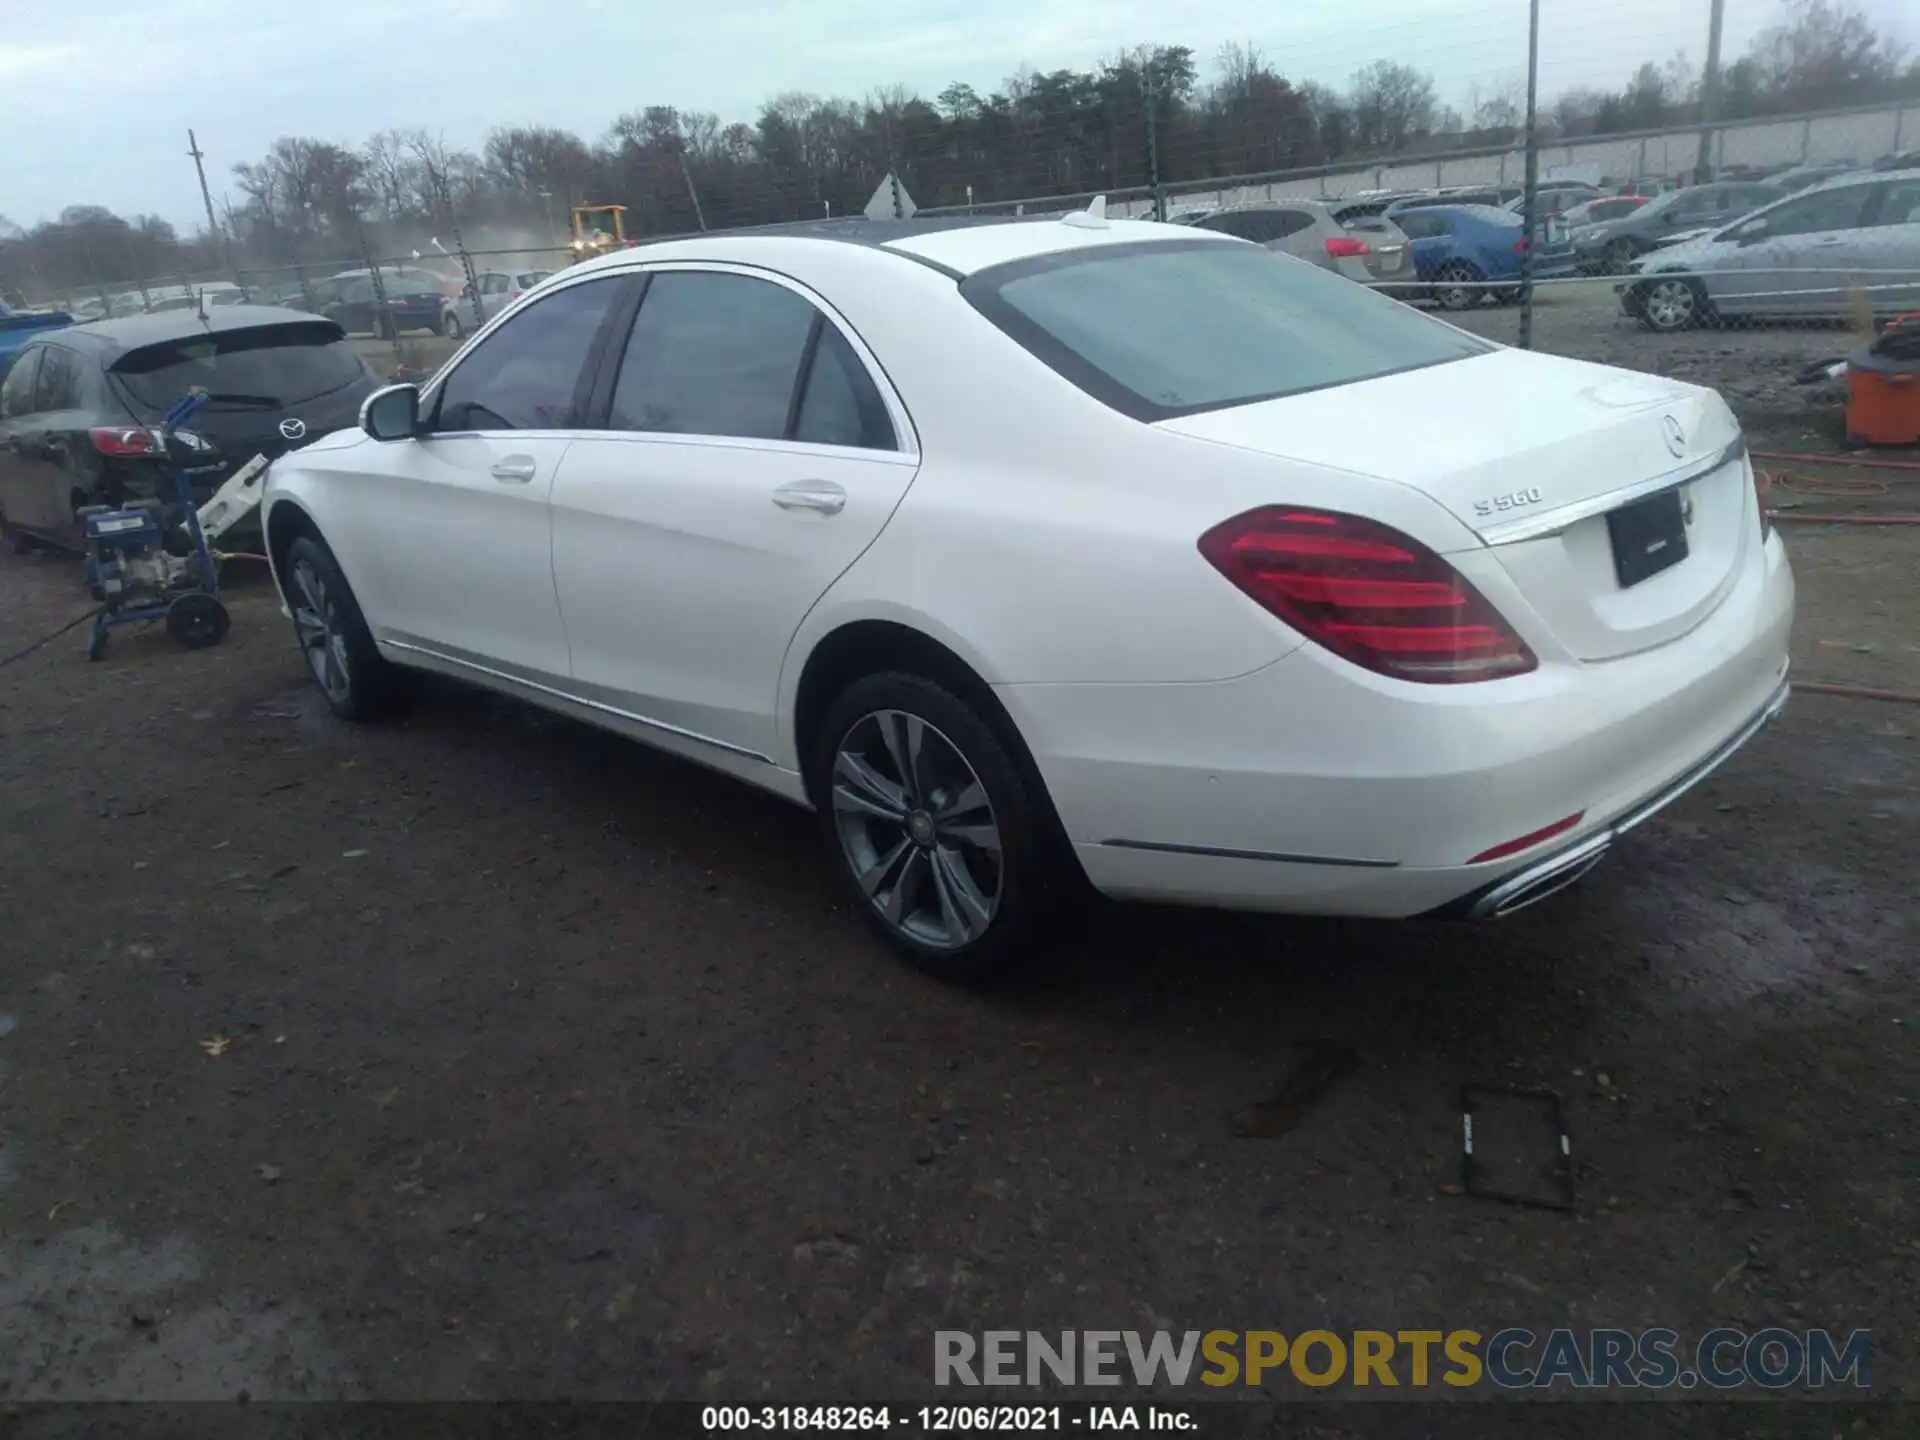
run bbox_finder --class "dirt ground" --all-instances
[1,311,1916,1422]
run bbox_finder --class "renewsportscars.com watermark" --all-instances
[934,1328,1873,1392]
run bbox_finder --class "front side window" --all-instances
[965,239,1491,422]
[0,349,42,419]
[434,277,623,432]
[1761,184,1875,237]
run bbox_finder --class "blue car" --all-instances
[1381,203,1577,310]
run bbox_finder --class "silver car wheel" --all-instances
[1645,278,1697,330]
[830,709,1003,951]
[291,558,352,704]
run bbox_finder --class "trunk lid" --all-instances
[1159,348,1754,663]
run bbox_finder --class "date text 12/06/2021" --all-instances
[702,1407,1193,1431]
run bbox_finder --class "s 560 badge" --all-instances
[1474,487,1544,517]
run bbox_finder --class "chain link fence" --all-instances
[11,89,1919,452]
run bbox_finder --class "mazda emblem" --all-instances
[1661,414,1686,457]
[279,418,307,441]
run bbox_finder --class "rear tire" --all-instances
[283,534,403,721]
[1434,263,1484,310]
[810,671,1051,984]
[442,310,463,341]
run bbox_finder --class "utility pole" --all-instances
[1143,55,1165,221]
[1518,0,1541,351]
[677,150,708,231]
[1696,0,1728,183]
[188,130,241,285]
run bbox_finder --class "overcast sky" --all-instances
[1,0,1910,232]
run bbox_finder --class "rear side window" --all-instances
[964,239,1490,422]
[435,277,622,431]
[607,271,895,450]
[33,346,84,410]
[111,322,370,417]
[794,326,895,450]
[611,272,815,439]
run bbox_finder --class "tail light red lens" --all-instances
[1197,507,1537,683]
[1470,811,1585,864]
[1325,235,1371,259]
[89,426,156,456]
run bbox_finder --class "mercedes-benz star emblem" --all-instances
[1661,414,1686,457]
[279,418,307,441]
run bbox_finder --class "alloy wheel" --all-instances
[830,709,1003,951]
[1645,278,1696,330]
[290,558,352,704]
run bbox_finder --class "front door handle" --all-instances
[1811,237,1845,247]
[490,456,537,484]
[772,479,847,515]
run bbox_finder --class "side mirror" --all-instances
[360,383,420,442]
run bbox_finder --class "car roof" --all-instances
[565,213,1235,282]
[1208,199,1332,214]
[57,306,346,355]
[1403,203,1516,221]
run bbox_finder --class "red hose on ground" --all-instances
[1795,681,1920,704]
[1768,512,1920,525]
[1751,450,1920,472]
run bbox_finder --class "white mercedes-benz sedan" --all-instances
[262,205,1794,980]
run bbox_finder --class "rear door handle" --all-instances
[772,479,847,515]
[1811,237,1845,247]
[490,456,537,484]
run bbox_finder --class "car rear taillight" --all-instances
[89,426,156,456]
[1197,507,1537,683]
[1325,235,1370,258]
[1470,811,1585,863]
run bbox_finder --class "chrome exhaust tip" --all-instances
[1468,835,1612,919]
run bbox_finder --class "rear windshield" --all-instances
[962,239,1490,421]
[111,322,368,414]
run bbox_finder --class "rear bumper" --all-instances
[1428,678,1789,918]
[1000,531,1794,919]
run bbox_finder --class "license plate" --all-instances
[1606,487,1689,588]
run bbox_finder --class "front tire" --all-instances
[811,672,1049,983]
[1637,274,1708,333]
[283,534,402,721]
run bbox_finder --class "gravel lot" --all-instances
[2,307,1915,1424]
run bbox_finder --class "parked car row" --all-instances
[1184,191,1575,309]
